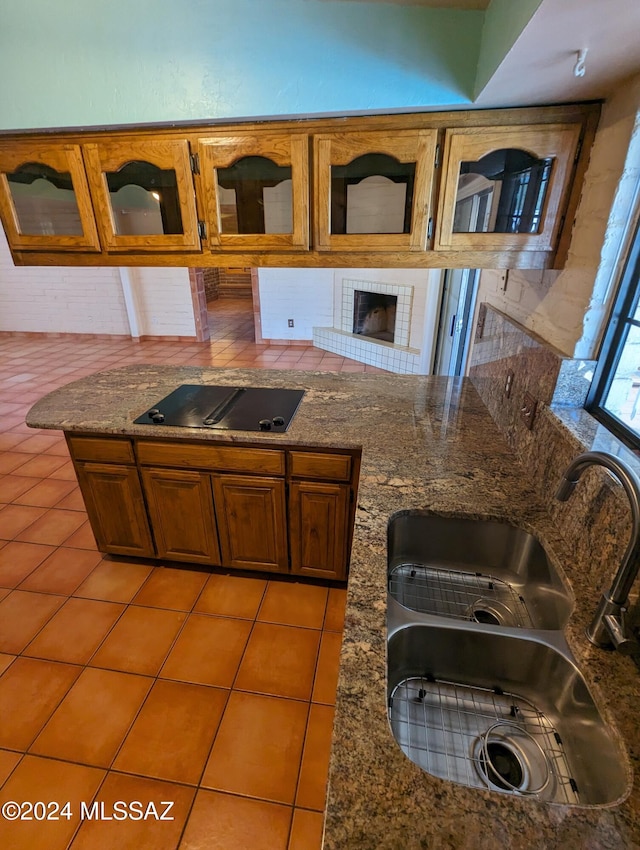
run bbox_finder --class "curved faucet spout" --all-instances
[555,451,640,651]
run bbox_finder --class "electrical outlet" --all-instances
[287,319,294,328]
[504,370,514,398]
[520,392,538,430]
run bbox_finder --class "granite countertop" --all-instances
[26,366,640,849]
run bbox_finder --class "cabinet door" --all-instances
[83,138,201,252]
[212,474,288,573]
[196,133,309,251]
[0,141,100,252]
[313,129,437,252]
[141,468,220,565]
[435,124,581,253]
[76,462,155,557]
[289,481,350,581]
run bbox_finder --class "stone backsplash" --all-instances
[469,304,638,621]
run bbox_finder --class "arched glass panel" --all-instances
[7,162,83,235]
[215,156,292,235]
[454,148,553,235]
[105,161,183,236]
[331,153,416,235]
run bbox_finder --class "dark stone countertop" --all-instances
[26,366,640,849]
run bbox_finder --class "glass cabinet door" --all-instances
[435,125,581,253]
[0,142,100,251]
[313,129,437,252]
[83,139,200,252]
[196,134,309,251]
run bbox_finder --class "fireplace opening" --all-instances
[353,290,397,343]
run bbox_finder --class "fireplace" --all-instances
[353,290,397,342]
[313,277,420,375]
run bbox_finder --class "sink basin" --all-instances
[387,624,627,805]
[387,513,573,630]
[387,623,628,805]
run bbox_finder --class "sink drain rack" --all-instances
[388,564,533,628]
[388,675,579,805]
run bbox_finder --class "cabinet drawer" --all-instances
[289,451,352,482]
[136,441,285,475]
[67,435,135,464]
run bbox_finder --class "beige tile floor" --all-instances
[0,299,376,849]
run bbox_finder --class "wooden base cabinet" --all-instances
[289,480,350,580]
[67,434,358,581]
[75,462,155,557]
[141,468,220,565]
[212,474,288,573]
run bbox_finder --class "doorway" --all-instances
[432,268,479,376]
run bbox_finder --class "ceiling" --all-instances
[314,0,639,106]
[475,0,640,106]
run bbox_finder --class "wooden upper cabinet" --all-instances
[196,133,309,251]
[82,138,201,252]
[313,129,438,252]
[434,124,582,253]
[0,141,100,252]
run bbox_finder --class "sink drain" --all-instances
[474,722,551,796]
[465,598,517,627]
[479,741,524,789]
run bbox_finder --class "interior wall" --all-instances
[0,229,129,335]
[257,268,334,340]
[257,266,438,352]
[0,230,196,337]
[0,1,483,131]
[474,0,544,96]
[475,72,640,357]
[126,267,196,338]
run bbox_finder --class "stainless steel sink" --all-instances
[388,512,573,630]
[387,622,628,805]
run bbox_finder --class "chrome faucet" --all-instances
[555,450,640,653]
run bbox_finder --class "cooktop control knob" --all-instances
[259,419,272,431]
[151,412,165,424]
[272,416,285,427]
[147,408,160,419]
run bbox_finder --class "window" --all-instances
[587,219,640,449]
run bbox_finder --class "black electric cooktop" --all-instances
[133,384,305,432]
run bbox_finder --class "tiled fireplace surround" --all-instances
[469,304,640,623]
[313,279,421,374]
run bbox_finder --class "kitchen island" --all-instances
[26,366,640,849]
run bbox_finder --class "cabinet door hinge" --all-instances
[434,143,440,168]
[190,153,200,174]
[427,217,434,240]
[197,221,207,239]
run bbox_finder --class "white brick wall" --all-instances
[258,268,334,339]
[0,228,196,337]
[126,267,196,337]
[0,228,129,334]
